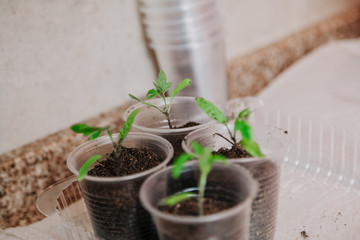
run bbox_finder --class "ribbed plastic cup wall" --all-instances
[138,0,228,105]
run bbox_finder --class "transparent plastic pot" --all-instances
[182,122,289,240]
[139,0,215,22]
[145,21,222,46]
[143,6,218,33]
[139,161,258,240]
[140,0,212,10]
[67,132,174,240]
[149,35,228,104]
[123,97,214,161]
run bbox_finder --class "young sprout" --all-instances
[160,141,227,216]
[129,70,192,129]
[71,109,139,181]
[196,97,264,158]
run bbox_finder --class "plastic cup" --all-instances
[139,161,258,240]
[140,0,212,9]
[67,132,173,240]
[139,0,216,23]
[182,122,289,240]
[149,35,228,104]
[123,96,214,161]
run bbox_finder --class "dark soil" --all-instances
[82,146,161,240]
[88,146,161,177]
[173,121,200,129]
[212,144,252,159]
[160,197,233,216]
[167,121,200,164]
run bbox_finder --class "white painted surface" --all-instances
[1,0,359,154]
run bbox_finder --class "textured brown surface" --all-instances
[0,104,128,229]
[1,6,360,229]
[227,6,360,98]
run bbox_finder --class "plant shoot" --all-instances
[129,70,191,129]
[196,97,264,158]
[71,109,139,181]
[160,141,227,216]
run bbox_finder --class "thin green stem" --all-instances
[198,172,207,216]
[107,129,119,158]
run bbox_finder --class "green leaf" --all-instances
[196,97,227,125]
[78,155,102,181]
[146,89,158,99]
[71,124,102,138]
[118,109,139,146]
[240,139,265,158]
[235,119,252,141]
[170,78,192,105]
[129,94,141,102]
[159,192,198,207]
[172,153,192,179]
[238,108,251,120]
[211,154,228,165]
[90,130,101,140]
[156,70,172,93]
[191,141,204,156]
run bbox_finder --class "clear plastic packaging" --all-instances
[139,161,258,240]
[66,132,173,240]
[36,111,360,240]
[182,121,289,240]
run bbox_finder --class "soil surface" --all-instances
[160,197,234,216]
[168,121,200,164]
[173,121,200,129]
[83,146,161,240]
[212,144,252,159]
[88,146,161,177]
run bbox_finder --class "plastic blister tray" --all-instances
[36,111,360,239]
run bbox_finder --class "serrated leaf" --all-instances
[240,139,265,158]
[196,97,227,125]
[159,192,198,207]
[118,109,139,145]
[172,153,192,179]
[78,155,102,181]
[146,89,158,99]
[170,78,192,105]
[235,119,252,141]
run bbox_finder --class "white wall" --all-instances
[1,0,359,154]
[218,0,360,59]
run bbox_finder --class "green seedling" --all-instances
[129,70,192,129]
[71,109,139,181]
[196,97,264,158]
[160,141,227,216]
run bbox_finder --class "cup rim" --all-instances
[139,161,258,223]
[123,96,213,134]
[67,132,174,182]
[182,121,290,162]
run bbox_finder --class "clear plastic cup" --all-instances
[139,161,258,240]
[149,36,228,104]
[182,122,289,240]
[140,0,212,9]
[143,7,218,33]
[146,27,222,46]
[67,132,173,240]
[140,0,216,22]
[123,96,214,161]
